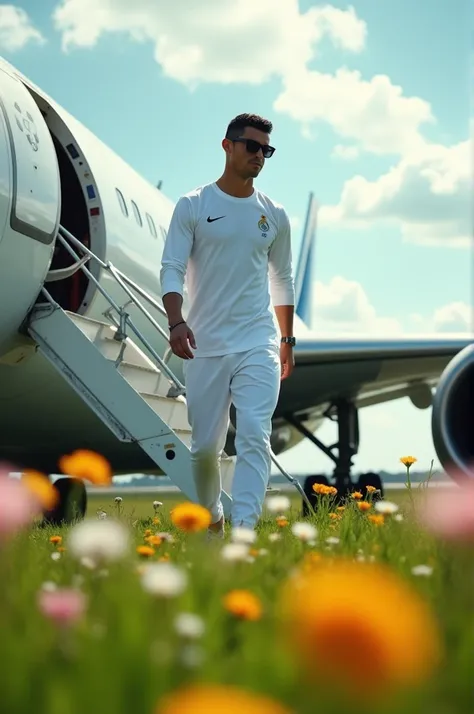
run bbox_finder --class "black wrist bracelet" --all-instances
[169,320,185,331]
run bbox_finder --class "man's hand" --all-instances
[280,342,294,380]
[169,322,196,359]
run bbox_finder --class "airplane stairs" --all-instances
[27,300,235,520]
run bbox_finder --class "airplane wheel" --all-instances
[357,472,384,500]
[42,477,87,526]
[302,474,330,516]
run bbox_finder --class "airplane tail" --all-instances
[295,192,319,328]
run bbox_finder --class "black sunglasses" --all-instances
[232,137,276,158]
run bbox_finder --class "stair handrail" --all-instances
[53,225,185,394]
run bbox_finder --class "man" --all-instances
[160,113,295,535]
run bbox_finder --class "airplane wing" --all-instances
[276,335,472,419]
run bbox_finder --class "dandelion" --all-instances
[351,491,363,500]
[171,502,211,532]
[366,485,377,493]
[312,483,337,496]
[59,449,112,485]
[280,558,442,696]
[174,613,205,639]
[231,526,256,544]
[368,514,385,526]
[141,562,187,598]
[357,501,371,512]
[155,683,292,714]
[67,519,130,565]
[266,495,291,514]
[146,535,162,547]
[400,456,417,468]
[223,589,262,621]
[375,500,399,515]
[22,471,59,510]
[291,522,317,543]
[137,545,155,558]
[49,535,62,545]
[38,588,87,626]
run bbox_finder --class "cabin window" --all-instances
[146,213,157,238]
[116,188,128,217]
[131,200,142,227]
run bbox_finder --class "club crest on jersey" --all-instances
[258,214,269,235]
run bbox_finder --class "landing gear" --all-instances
[285,399,383,515]
[42,477,87,526]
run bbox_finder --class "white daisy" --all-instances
[231,526,256,544]
[291,522,318,542]
[375,500,399,515]
[141,562,187,598]
[266,495,291,513]
[68,519,130,564]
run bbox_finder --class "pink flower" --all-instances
[0,470,38,538]
[419,475,474,543]
[38,588,87,626]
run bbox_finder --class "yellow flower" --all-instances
[351,491,363,500]
[22,471,59,510]
[368,514,385,526]
[276,516,288,528]
[366,486,377,493]
[144,529,152,537]
[170,502,211,532]
[58,450,112,485]
[336,506,345,512]
[357,501,372,512]
[137,545,155,557]
[280,559,442,696]
[153,517,160,525]
[400,456,417,468]
[312,483,337,496]
[49,535,62,545]
[329,513,340,521]
[223,589,262,621]
[155,684,292,714]
[159,554,170,562]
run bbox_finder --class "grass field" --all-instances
[1,467,472,714]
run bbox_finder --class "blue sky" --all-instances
[0,0,471,475]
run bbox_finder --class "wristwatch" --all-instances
[281,337,296,346]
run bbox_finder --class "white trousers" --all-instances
[183,344,281,528]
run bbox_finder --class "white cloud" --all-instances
[320,140,471,246]
[0,5,45,51]
[52,0,366,86]
[312,276,403,335]
[432,301,473,333]
[332,144,360,160]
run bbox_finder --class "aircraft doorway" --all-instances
[43,133,91,313]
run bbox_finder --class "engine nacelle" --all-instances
[431,343,474,481]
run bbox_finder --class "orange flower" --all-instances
[223,589,262,621]
[49,535,62,545]
[58,450,112,485]
[368,514,385,526]
[276,516,288,528]
[280,559,442,696]
[357,501,371,512]
[351,491,363,500]
[366,486,377,493]
[156,683,292,714]
[137,545,155,557]
[400,455,417,468]
[146,535,162,547]
[171,502,211,532]
[312,483,337,496]
[22,471,59,510]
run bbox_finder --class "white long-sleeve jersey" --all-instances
[160,181,295,357]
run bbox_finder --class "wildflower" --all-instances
[146,535,162,547]
[137,545,155,557]
[412,565,433,577]
[291,522,317,542]
[0,473,39,538]
[312,483,337,496]
[153,500,163,509]
[114,496,122,503]
[231,526,256,544]
[67,519,130,565]
[268,533,281,542]
[336,506,345,512]
[266,495,291,513]
[418,479,474,543]
[22,470,59,510]
[49,535,62,545]
[366,486,377,493]
[368,514,385,526]
[329,513,340,521]
[326,537,340,545]
[223,589,262,621]
[171,502,211,532]
[280,559,442,695]
[38,588,87,626]
[400,456,417,468]
[59,449,112,485]
[351,491,362,500]
[155,683,292,714]
[357,501,371,512]
[375,500,399,515]
[276,516,288,528]
[41,581,57,592]
[51,552,61,561]
[153,517,160,525]
[141,562,187,598]
[174,613,205,639]
[221,543,250,562]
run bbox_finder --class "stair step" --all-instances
[118,361,172,397]
[140,391,189,431]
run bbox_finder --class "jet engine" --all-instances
[431,343,474,481]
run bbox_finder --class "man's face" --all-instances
[224,126,275,179]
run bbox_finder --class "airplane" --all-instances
[0,55,470,524]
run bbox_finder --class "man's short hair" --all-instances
[225,113,273,140]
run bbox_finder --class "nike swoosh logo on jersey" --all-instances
[207,215,225,222]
